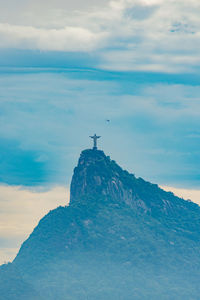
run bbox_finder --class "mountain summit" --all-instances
[70,149,190,215]
[1,149,200,299]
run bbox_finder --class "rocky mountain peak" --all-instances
[69,149,194,215]
[70,149,116,205]
[70,148,148,211]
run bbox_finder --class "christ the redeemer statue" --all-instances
[90,134,101,150]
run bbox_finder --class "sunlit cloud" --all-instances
[0,23,108,51]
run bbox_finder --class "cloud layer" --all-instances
[0,0,200,71]
[0,23,107,51]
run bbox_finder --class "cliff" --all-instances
[70,149,195,215]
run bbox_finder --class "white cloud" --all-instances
[0,0,200,71]
[0,23,107,51]
[95,0,200,72]
[0,184,69,264]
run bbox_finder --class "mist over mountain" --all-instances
[1,149,200,299]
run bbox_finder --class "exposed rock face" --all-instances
[70,149,185,215]
[70,149,146,209]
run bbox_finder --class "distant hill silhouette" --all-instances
[1,149,200,299]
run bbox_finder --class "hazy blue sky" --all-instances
[1,68,200,188]
[1,0,200,263]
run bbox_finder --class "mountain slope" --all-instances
[1,149,200,299]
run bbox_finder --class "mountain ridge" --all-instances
[1,148,200,299]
